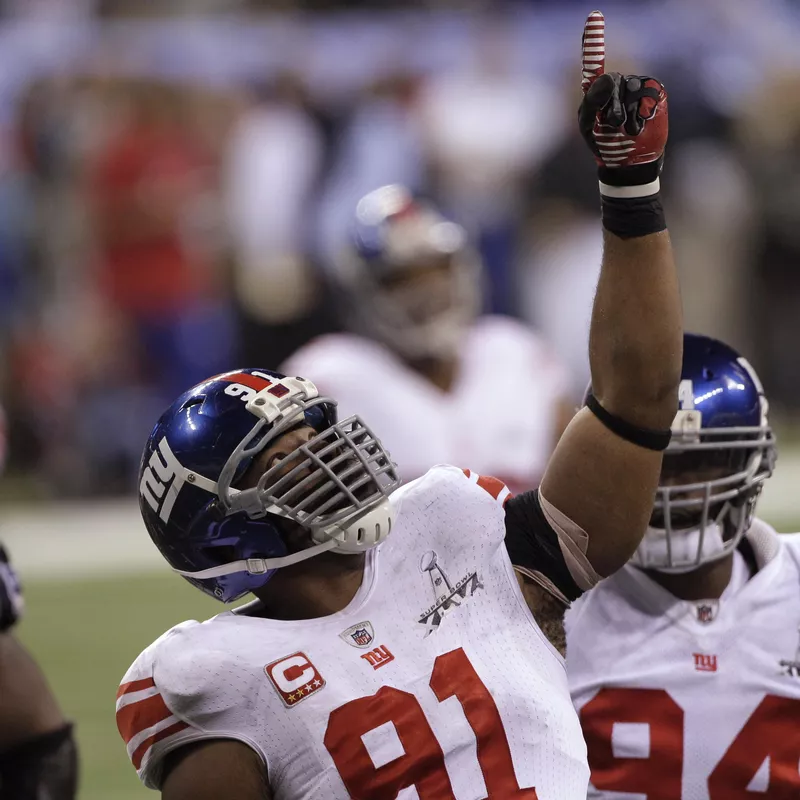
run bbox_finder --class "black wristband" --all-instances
[598,160,661,188]
[601,193,666,239]
[585,393,672,451]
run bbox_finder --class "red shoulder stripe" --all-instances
[460,468,512,506]
[131,720,191,770]
[116,692,173,746]
[117,677,156,701]
[476,475,507,501]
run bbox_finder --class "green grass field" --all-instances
[17,572,222,800]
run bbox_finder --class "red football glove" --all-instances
[578,11,669,197]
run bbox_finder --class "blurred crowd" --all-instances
[1,1,800,497]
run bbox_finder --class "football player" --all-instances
[566,333,800,797]
[117,12,681,799]
[0,406,79,798]
[284,182,574,492]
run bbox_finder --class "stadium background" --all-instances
[0,0,799,797]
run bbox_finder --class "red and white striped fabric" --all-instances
[593,130,637,168]
[461,468,512,507]
[581,11,605,95]
[581,11,635,169]
[116,675,190,771]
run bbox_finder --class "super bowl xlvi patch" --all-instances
[339,621,375,649]
[418,550,483,637]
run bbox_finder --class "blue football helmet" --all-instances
[631,333,776,573]
[138,369,400,602]
[332,184,481,360]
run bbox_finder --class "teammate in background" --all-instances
[0,406,79,798]
[566,333,800,797]
[283,184,574,491]
[117,13,682,799]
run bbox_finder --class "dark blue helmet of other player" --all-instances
[138,369,400,602]
[634,333,776,573]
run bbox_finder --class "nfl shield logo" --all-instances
[696,603,718,624]
[352,628,372,646]
[339,621,375,649]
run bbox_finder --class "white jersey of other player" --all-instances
[282,316,570,492]
[565,519,800,799]
[118,465,589,799]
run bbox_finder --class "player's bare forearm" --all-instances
[590,229,681,430]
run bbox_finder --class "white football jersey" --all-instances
[281,316,570,492]
[565,519,800,799]
[118,465,589,799]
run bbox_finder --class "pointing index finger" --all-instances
[581,10,606,95]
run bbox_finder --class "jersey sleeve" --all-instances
[116,621,267,789]
[455,468,582,602]
[281,336,365,408]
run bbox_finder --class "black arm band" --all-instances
[585,393,672,451]
[504,491,583,603]
[601,193,666,239]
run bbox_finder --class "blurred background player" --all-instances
[0,405,78,799]
[566,333,800,797]
[283,184,574,490]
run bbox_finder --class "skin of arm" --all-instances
[162,740,271,800]
[540,230,682,579]
[0,633,66,751]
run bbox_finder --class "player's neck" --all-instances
[252,553,367,621]
[644,554,735,601]
[408,355,459,393]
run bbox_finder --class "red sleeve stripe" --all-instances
[116,692,174,746]
[117,677,156,701]
[476,475,508,501]
[462,469,512,506]
[131,719,191,770]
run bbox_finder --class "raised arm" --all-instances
[538,12,681,579]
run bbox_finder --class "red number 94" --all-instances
[580,687,800,798]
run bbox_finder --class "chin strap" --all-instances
[173,538,339,579]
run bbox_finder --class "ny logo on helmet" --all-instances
[673,379,701,438]
[140,437,186,523]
